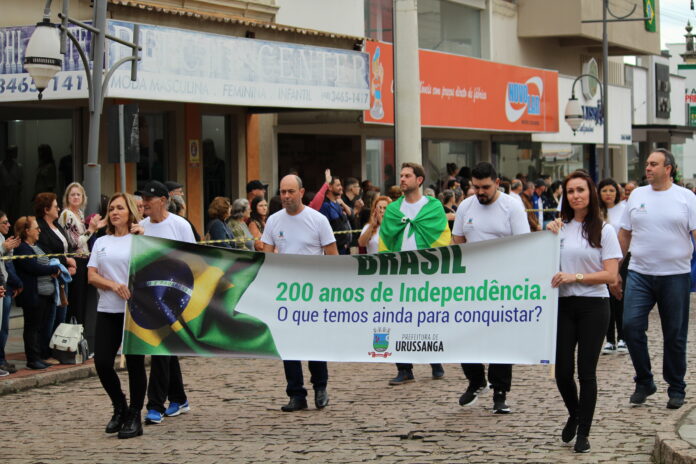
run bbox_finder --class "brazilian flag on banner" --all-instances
[644,0,656,32]
[122,235,279,357]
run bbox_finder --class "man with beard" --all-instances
[379,162,450,385]
[452,162,530,414]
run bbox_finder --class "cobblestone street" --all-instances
[3,307,694,463]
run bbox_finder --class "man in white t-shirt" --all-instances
[134,181,196,425]
[262,174,338,412]
[452,162,530,414]
[619,149,696,410]
[378,162,449,386]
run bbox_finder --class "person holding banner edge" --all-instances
[133,180,196,425]
[452,162,530,414]
[261,174,338,412]
[546,170,621,453]
[378,162,450,385]
[87,193,146,439]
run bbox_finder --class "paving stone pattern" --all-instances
[3,306,695,463]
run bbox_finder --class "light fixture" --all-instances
[564,96,583,134]
[24,19,62,100]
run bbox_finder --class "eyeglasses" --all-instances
[0,220,8,225]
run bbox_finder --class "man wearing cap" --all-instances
[165,181,184,198]
[246,180,266,203]
[134,180,196,425]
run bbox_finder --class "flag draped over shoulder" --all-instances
[122,235,280,357]
[378,196,451,252]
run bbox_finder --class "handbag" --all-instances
[49,317,84,353]
[58,284,69,307]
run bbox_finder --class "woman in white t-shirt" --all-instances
[547,171,621,454]
[358,195,391,254]
[597,178,628,354]
[87,193,145,439]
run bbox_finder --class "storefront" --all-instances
[532,74,633,183]
[0,19,369,230]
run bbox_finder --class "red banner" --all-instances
[364,41,558,133]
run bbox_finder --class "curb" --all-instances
[654,406,696,464]
[0,362,97,396]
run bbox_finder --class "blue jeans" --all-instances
[0,295,11,363]
[623,271,691,399]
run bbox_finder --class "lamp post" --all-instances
[580,0,650,179]
[564,73,604,135]
[24,0,140,213]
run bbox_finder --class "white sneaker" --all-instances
[602,342,616,354]
[616,340,628,352]
[0,368,8,377]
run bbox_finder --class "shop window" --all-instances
[1,118,72,222]
[202,115,231,220]
[136,114,168,191]
[365,0,482,58]
[366,137,396,193]
[422,139,479,191]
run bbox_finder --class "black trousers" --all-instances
[555,296,610,437]
[67,258,89,324]
[396,363,443,371]
[284,360,328,398]
[147,355,187,413]
[606,254,630,344]
[22,295,53,364]
[460,363,512,392]
[94,312,146,410]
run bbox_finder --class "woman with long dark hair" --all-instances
[597,178,627,354]
[248,195,268,251]
[87,193,146,439]
[547,170,622,453]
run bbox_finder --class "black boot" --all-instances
[105,400,128,434]
[118,407,143,439]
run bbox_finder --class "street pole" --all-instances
[583,0,650,180]
[602,0,610,179]
[393,0,422,169]
[83,0,106,214]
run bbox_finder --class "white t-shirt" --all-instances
[140,213,196,244]
[509,191,525,211]
[605,202,626,233]
[559,221,622,297]
[262,206,335,255]
[87,234,133,313]
[361,224,380,254]
[620,184,696,275]
[399,196,428,251]
[452,193,531,243]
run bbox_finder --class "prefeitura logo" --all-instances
[368,327,392,358]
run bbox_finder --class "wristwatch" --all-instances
[575,273,584,282]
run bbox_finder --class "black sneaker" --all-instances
[492,390,511,414]
[389,369,415,386]
[629,383,657,406]
[574,434,590,453]
[459,382,488,406]
[561,416,578,443]
[667,397,685,409]
[431,364,445,380]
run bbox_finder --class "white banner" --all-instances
[124,232,560,365]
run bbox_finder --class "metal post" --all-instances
[118,105,126,193]
[393,0,422,168]
[83,0,106,214]
[602,0,610,179]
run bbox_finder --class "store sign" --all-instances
[532,76,632,145]
[0,21,370,110]
[364,41,558,133]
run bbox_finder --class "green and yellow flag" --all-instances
[644,0,656,33]
[122,235,279,357]
[378,196,451,252]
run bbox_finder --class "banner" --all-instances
[123,233,560,364]
[364,41,558,133]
